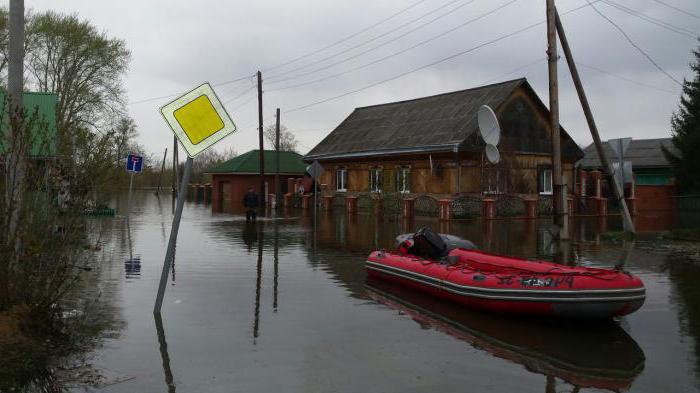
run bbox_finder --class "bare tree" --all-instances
[264,123,298,152]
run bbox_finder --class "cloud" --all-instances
[25,0,697,155]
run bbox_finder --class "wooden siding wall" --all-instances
[318,155,574,196]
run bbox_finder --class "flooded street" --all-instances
[79,191,700,392]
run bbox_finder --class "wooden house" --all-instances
[304,79,583,203]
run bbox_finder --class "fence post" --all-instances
[346,196,358,214]
[402,198,415,218]
[322,195,333,211]
[524,198,537,219]
[482,198,496,219]
[439,199,452,220]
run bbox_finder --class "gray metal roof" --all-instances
[305,78,582,161]
[579,138,676,169]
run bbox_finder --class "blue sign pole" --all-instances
[125,154,143,217]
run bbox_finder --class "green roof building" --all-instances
[0,91,58,158]
[206,149,308,213]
[206,149,307,175]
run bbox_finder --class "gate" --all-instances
[495,195,526,217]
[414,195,439,216]
[450,196,482,219]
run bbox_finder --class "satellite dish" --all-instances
[478,105,501,146]
[485,144,500,164]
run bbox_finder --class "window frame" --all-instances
[336,168,347,192]
[483,167,502,195]
[369,167,383,193]
[540,167,553,195]
[396,166,411,194]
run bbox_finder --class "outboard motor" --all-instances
[395,229,477,259]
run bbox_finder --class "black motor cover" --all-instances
[403,227,452,259]
[395,231,477,256]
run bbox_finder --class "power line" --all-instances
[283,1,598,113]
[650,0,700,20]
[266,0,471,82]
[262,0,429,73]
[600,0,697,38]
[129,74,255,105]
[585,0,683,87]
[578,62,679,94]
[269,0,521,92]
[223,84,256,105]
[483,57,546,84]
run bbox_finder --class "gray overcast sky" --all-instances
[18,0,700,157]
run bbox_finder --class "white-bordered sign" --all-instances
[160,82,237,157]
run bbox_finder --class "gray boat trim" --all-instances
[366,261,646,303]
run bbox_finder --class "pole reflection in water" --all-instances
[365,279,645,392]
[125,217,141,278]
[273,221,279,312]
[154,313,176,393]
[253,222,264,342]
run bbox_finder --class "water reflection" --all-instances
[273,221,279,312]
[124,218,141,279]
[154,314,176,393]
[366,279,645,392]
[124,256,141,278]
[253,223,263,342]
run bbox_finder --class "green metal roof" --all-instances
[206,149,307,174]
[0,91,58,157]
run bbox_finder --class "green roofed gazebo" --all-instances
[205,149,308,213]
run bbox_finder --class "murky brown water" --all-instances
[67,192,700,392]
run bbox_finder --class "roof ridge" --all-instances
[354,78,525,110]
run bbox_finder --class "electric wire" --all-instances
[578,62,679,94]
[650,0,700,20]
[262,0,429,73]
[284,1,600,113]
[585,0,683,86]
[129,74,255,105]
[265,0,472,82]
[268,0,521,92]
[223,85,256,105]
[600,0,697,38]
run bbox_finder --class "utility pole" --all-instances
[275,108,281,208]
[156,147,167,196]
[5,0,25,244]
[546,0,569,239]
[257,71,265,206]
[554,9,635,233]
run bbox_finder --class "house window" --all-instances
[396,167,411,193]
[539,167,553,195]
[369,168,383,193]
[484,168,501,194]
[336,168,347,192]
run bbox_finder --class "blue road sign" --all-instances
[126,154,144,173]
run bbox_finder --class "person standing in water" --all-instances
[243,186,260,222]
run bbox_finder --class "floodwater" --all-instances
[69,192,700,392]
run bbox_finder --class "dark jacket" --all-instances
[243,191,260,208]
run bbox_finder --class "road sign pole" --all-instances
[155,156,193,314]
[127,170,134,217]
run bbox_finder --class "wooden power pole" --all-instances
[257,71,265,204]
[554,9,635,233]
[6,0,25,243]
[275,108,281,207]
[546,0,569,239]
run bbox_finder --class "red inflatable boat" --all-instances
[366,231,645,319]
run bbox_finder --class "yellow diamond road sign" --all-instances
[161,83,236,157]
